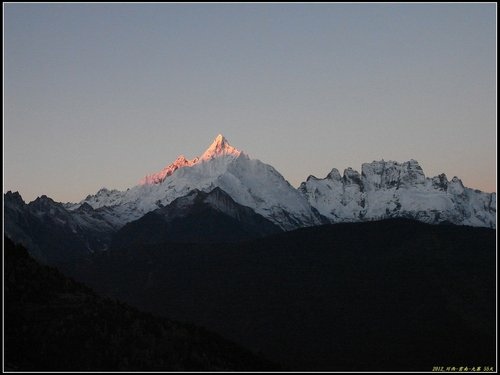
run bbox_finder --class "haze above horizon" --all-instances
[4,3,496,202]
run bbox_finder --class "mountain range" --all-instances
[4,134,496,371]
[4,134,496,262]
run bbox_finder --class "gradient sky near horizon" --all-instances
[4,3,497,203]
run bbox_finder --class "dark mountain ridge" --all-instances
[4,191,115,263]
[112,187,282,247]
[62,218,496,371]
[4,187,283,263]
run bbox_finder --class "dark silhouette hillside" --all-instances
[4,237,278,371]
[64,219,496,371]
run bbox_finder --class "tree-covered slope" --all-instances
[4,237,277,371]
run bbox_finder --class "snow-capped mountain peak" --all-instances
[199,134,241,161]
[76,134,322,230]
[299,159,496,228]
[140,134,241,185]
[69,136,496,231]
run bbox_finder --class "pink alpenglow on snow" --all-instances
[139,155,199,185]
[140,134,242,185]
[199,134,241,161]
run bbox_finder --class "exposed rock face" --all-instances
[299,159,496,228]
[4,191,118,263]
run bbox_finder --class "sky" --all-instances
[4,3,497,203]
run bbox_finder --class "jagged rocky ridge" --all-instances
[4,191,118,263]
[298,159,496,228]
[4,135,496,261]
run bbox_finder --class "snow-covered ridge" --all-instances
[299,159,496,228]
[71,136,495,230]
[139,155,198,185]
[76,134,322,230]
[6,136,495,264]
[139,134,241,185]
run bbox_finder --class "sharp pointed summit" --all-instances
[76,133,322,230]
[4,133,497,266]
[215,134,226,143]
[140,134,242,185]
[33,134,493,235]
[200,134,241,161]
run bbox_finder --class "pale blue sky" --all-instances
[4,3,497,203]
